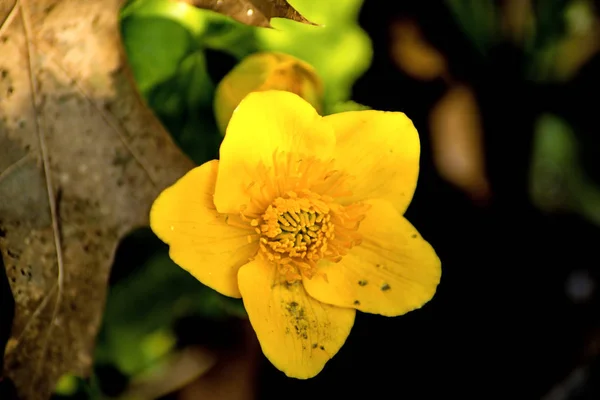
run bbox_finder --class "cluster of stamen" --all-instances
[240,153,370,283]
[253,192,334,282]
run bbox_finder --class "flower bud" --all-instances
[214,52,323,134]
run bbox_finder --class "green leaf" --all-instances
[123,0,260,59]
[145,51,221,164]
[445,0,499,56]
[53,375,79,397]
[122,0,206,36]
[121,16,196,96]
[530,114,577,212]
[256,0,372,112]
[120,0,263,164]
[51,374,103,400]
[95,230,244,376]
[327,100,371,115]
[531,0,570,50]
[530,114,600,226]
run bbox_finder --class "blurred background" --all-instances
[50,0,600,398]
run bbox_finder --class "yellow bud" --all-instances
[214,52,324,134]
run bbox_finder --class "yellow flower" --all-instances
[150,90,441,379]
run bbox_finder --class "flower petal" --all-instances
[324,110,420,213]
[303,199,440,316]
[150,160,259,298]
[214,90,336,215]
[238,258,355,379]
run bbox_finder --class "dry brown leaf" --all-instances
[178,321,259,400]
[121,346,219,399]
[389,18,447,81]
[429,85,491,203]
[0,0,194,398]
[501,0,534,45]
[180,0,316,28]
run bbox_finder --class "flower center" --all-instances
[249,189,368,283]
[257,192,333,282]
[240,153,371,283]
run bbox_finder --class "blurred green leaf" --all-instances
[328,100,371,114]
[145,51,220,164]
[51,374,103,400]
[123,0,260,58]
[256,0,371,112]
[121,0,207,36]
[121,0,264,164]
[530,114,577,212]
[530,114,600,226]
[121,16,195,96]
[53,375,78,397]
[528,0,599,82]
[445,0,499,56]
[444,0,591,83]
[95,231,245,376]
[532,0,570,50]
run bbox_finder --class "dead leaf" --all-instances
[177,320,259,400]
[389,18,448,81]
[180,0,317,28]
[500,0,534,45]
[0,256,14,372]
[429,85,491,203]
[0,0,194,399]
[121,346,218,399]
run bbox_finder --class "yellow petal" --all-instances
[214,90,336,215]
[150,160,259,298]
[303,199,440,316]
[324,110,420,214]
[238,258,355,379]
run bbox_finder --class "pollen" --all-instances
[257,190,368,283]
[240,153,371,283]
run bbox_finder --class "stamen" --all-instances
[238,152,370,284]
[256,191,368,283]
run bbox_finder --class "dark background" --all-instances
[260,1,600,398]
